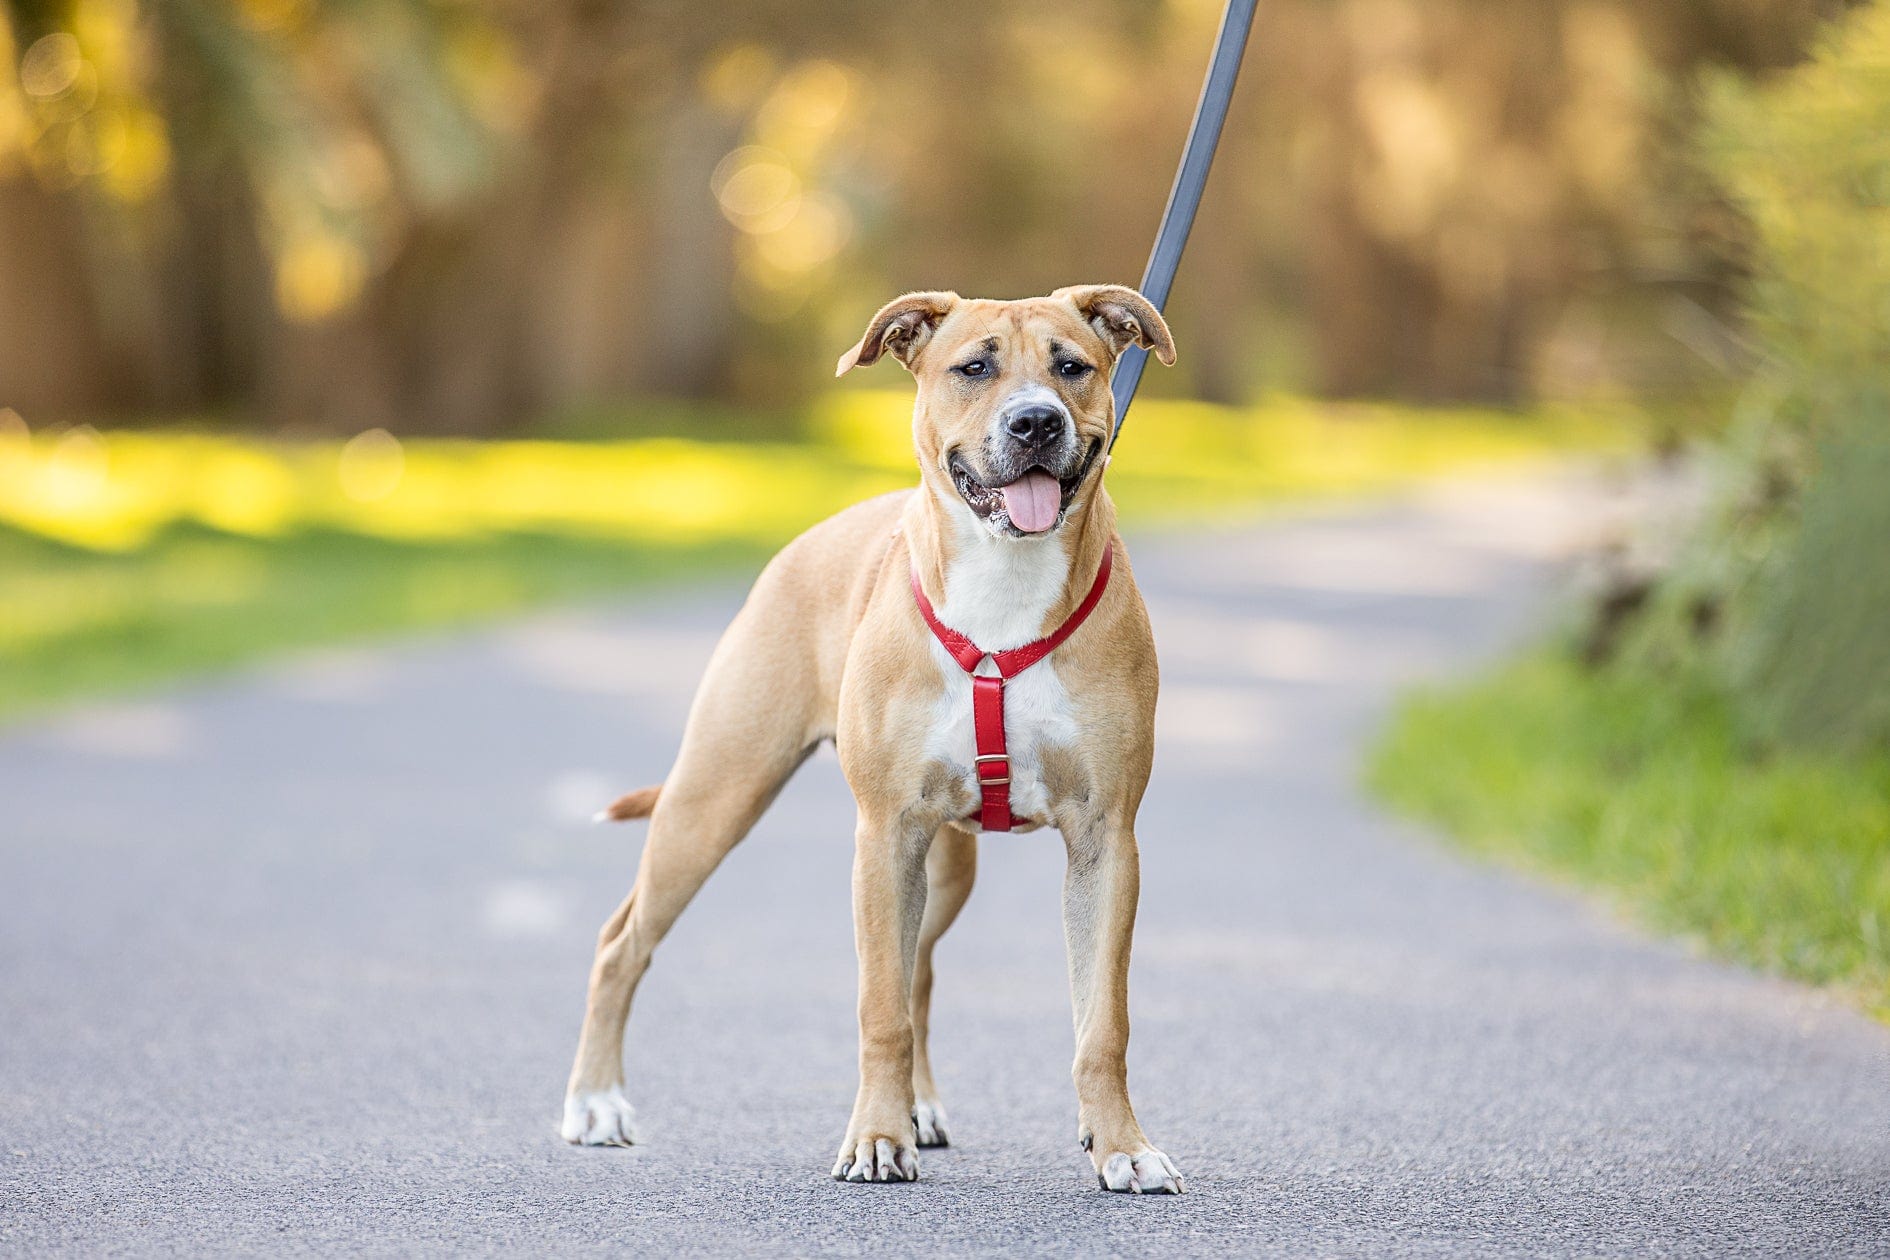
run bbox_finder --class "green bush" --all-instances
[1619,1,1890,752]
[1699,8,1890,435]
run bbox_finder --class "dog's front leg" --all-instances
[1063,818,1184,1194]
[832,812,930,1184]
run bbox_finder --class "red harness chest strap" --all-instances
[909,542,1114,832]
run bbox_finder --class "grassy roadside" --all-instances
[0,524,774,719]
[0,392,1634,725]
[1368,653,1890,1018]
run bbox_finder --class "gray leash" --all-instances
[1110,0,1258,444]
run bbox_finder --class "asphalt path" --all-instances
[3,469,1887,1257]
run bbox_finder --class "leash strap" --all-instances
[910,544,1114,831]
[1109,0,1258,446]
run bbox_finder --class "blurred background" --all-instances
[0,0,1837,427]
[2,0,1888,1012]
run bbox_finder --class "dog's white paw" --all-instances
[1096,1147,1184,1195]
[912,1098,951,1148]
[561,1085,638,1146]
[831,1136,920,1184]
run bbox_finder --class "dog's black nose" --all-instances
[1004,405,1065,446]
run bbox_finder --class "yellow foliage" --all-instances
[274,231,368,322]
[0,395,1633,555]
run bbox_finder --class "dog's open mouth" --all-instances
[948,441,1102,535]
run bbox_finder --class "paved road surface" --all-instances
[3,469,1887,1257]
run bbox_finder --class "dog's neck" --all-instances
[908,468,1117,653]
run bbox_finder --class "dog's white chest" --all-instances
[922,531,1080,828]
[924,662,1075,827]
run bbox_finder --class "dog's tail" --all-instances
[594,784,661,824]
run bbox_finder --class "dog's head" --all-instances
[837,286,1175,539]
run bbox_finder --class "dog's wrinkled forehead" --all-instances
[921,300,1106,375]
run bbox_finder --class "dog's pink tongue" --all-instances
[999,470,1061,533]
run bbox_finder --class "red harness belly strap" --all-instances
[909,542,1114,832]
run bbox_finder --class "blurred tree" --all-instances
[0,0,507,423]
[0,0,1855,430]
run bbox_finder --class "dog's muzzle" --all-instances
[948,435,1100,538]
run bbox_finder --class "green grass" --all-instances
[0,523,771,720]
[1369,653,1890,1017]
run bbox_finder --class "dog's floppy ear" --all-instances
[835,291,959,375]
[1054,284,1177,366]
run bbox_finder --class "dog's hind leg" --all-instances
[907,823,976,1147]
[561,633,819,1146]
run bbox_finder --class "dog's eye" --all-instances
[1057,359,1094,378]
[954,359,990,378]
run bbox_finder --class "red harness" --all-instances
[909,543,1114,832]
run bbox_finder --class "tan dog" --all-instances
[562,285,1183,1194]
